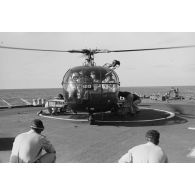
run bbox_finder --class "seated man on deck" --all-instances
[10,119,56,163]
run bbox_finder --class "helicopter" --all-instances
[1,44,195,124]
[61,49,121,117]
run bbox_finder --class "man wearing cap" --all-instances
[9,119,56,163]
[118,130,168,163]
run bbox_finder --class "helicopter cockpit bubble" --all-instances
[62,66,120,112]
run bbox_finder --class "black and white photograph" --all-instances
[1,1,195,195]
[0,32,195,163]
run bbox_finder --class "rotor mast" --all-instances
[84,50,95,66]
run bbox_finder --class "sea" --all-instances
[0,86,195,99]
[0,86,195,107]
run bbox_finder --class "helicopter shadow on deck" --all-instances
[167,104,195,119]
[0,137,14,151]
[94,115,187,127]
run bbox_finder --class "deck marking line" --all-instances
[188,127,195,130]
[0,97,12,107]
[38,113,88,122]
[20,98,31,105]
[38,108,175,123]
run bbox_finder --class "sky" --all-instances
[0,32,195,89]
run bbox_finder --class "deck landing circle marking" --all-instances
[188,127,195,130]
[38,107,175,123]
[38,113,88,122]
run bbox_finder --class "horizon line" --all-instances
[0,84,195,90]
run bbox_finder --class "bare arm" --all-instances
[164,154,168,163]
[118,151,132,163]
[41,136,56,153]
[9,155,19,163]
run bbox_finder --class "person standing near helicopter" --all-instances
[118,91,135,115]
[132,93,142,113]
[118,91,141,115]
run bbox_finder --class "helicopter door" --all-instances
[102,72,119,93]
[88,70,119,110]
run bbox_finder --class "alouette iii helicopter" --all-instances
[0,44,195,124]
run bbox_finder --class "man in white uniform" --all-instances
[118,130,168,163]
[9,119,56,163]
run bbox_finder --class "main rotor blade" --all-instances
[107,45,195,53]
[0,45,81,53]
[0,46,107,55]
[1,45,195,54]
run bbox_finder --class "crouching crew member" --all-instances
[9,119,56,163]
[118,91,135,115]
[118,130,168,163]
[132,93,141,113]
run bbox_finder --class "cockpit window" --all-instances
[102,72,118,92]
[63,68,119,101]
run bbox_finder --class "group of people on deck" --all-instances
[9,118,168,163]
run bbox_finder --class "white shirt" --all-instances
[10,130,55,163]
[118,142,168,163]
